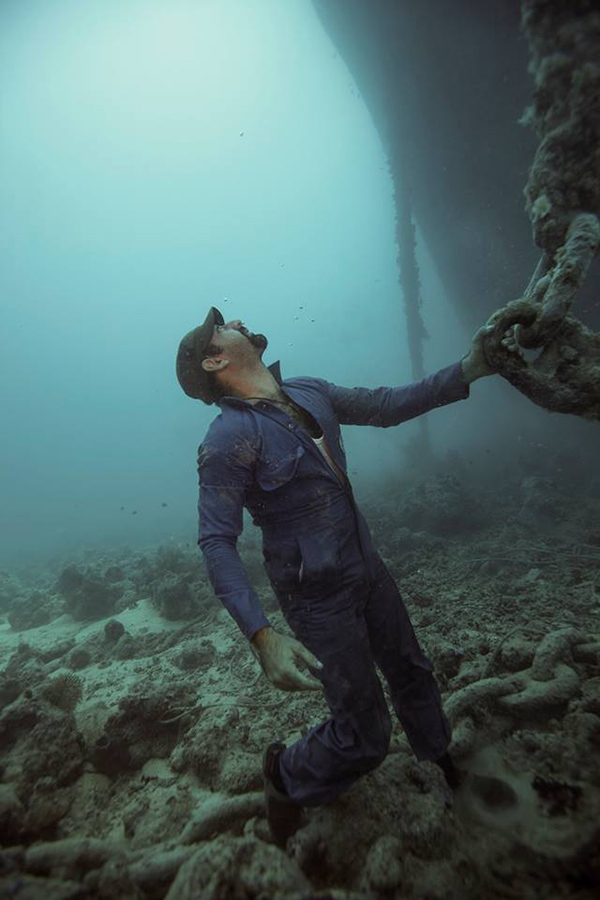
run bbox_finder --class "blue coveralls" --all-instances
[197,360,470,806]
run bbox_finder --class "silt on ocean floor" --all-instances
[1,462,599,899]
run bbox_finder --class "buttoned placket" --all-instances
[220,388,369,573]
[253,396,370,573]
[222,393,347,489]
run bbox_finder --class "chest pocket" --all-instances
[255,445,305,491]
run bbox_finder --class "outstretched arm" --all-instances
[323,361,470,427]
[323,323,520,427]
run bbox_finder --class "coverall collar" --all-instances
[217,361,283,407]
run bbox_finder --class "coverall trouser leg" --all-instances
[277,556,451,807]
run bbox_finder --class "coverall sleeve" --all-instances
[323,360,470,426]
[197,429,271,642]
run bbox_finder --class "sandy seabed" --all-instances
[1,467,599,899]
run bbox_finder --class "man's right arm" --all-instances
[197,427,270,642]
[198,423,323,691]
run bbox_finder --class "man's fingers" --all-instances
[273,667,322,692]
[284,645,324,691]
[289,669,323,691]
[290,640,323,671]
[501,338,524,356]
[291,649,324,691]
[297,650,323,673]
[500,325,524,355]
[258,633,324,692]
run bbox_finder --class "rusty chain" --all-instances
[482,213,600,421]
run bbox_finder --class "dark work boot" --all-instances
[434,751,464,791]
[263,742,306,848]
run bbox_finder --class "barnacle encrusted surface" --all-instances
[522,0,600,251]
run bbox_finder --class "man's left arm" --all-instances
[323,323,519,427]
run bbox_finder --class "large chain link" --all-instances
[482,213,600,421]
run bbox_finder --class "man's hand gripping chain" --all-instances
[481,213,600,420]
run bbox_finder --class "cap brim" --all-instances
[193,306,225,359]
[176,306,225,403]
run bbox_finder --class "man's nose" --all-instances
[224,319,243,329]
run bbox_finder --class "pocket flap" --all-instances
[256,445,305,491]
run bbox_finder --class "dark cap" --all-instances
[176,306,225,403]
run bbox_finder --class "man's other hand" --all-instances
[462,322,524,383]
[250,627,324,692]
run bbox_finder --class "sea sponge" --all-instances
[104,619,125,642]
[8,591,53,631]
[41,673,83,712]
[151,573,199,620]
[66,647,91,671]
[57,564,123,621]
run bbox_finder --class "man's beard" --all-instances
[248,332,268,351]
[240,326,268,353]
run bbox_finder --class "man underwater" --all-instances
[176,307,521,846]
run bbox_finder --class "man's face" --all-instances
[211,318,268,359]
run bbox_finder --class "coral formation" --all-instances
[0,697,85,842]
[99,683,196,771]
[103,619,125,643]
[128,543,218,620]
[165,836,310,899]
[104,565,124,582]
[172,639,216,672]
[0,572,23,611]
[66,648,91,671]
[170,707,242,784]
[150,573,199,620]
[89,734,133,776]
[112,633,137,660]
[41,673,84,713]
[7,591,53,632]
[180,793,264,844]
[394,473,486,536]
[57,565,124,621]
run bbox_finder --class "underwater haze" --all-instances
[3,0,582,565]
[1,1,600,898]
[2,0,452,563]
